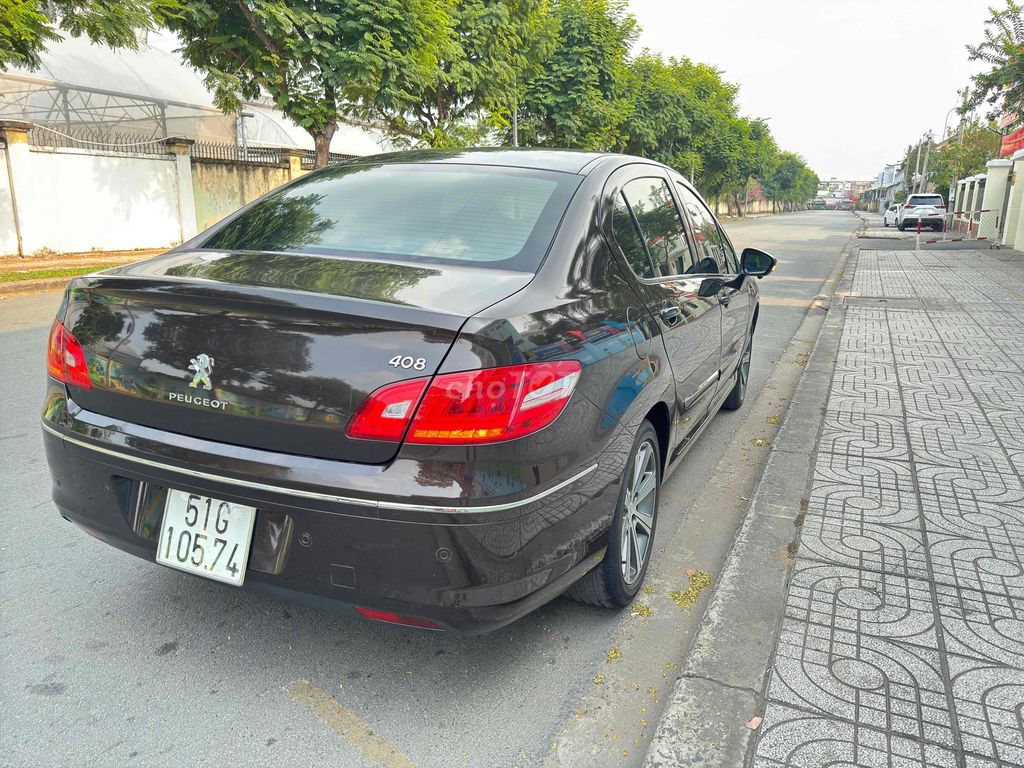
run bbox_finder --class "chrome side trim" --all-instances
[683,369,721,409]
[41,423,598,514]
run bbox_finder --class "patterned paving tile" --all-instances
[915,462,1024,507]
[753,703,962,767]
[989,410,1024,452]
[818,410,910,461]
[948,657,1024,765]
[918,493,1024,540]
[906,414,1010,474]
[784,562,937,649]
[754,249,1024,768]
[936,582,1024,667]
[798,513,928,580]
[767,618,953,747]
[807,455,919,528]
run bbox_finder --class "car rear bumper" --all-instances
[42,393,624,634]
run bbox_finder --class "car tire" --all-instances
[567,421,660,608]
[722,334,752,411]
[883,219,888,228]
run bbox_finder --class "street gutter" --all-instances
[641,240,855,768]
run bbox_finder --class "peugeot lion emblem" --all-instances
[188,353,214,390]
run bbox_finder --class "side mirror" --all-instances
[741,247,777,279]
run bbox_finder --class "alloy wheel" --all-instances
[620,439,657,585]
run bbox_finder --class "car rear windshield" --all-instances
[201,162,581,272]
[907,195,944,206]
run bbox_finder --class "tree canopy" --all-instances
[929,120,1002,199]
[0,0,156,69]
[5,0,819,196]
[963,0,1024,127]
[154,0,451,165]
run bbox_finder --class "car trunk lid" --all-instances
[61,250,533,463]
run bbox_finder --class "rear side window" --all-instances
[621,178,693,277]
[676,184,727,273]
[908,195,945,207]
[612,196,655,278]
[202,163,581,272]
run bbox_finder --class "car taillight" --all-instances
[346,378,429,441]
[46,318,92,390]
[346,361,581,445]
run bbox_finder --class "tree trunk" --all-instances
[312,119,338,169]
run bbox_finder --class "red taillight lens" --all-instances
[346,377,429,441]
[354,606,443,630]
[409,361,581,444]
[345,361,581,445]
[46,318,92,390]
[904,204,916,209]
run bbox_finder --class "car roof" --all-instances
[337,148,643,176]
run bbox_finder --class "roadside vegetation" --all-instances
[3,0,819,213]
[0,263,120,283]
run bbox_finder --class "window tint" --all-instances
[676,184,727,274]
[203,163,580,272]
[612,196,655,278]
[907,195,944,207]
[621,178,693,277]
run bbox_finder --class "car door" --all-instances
[673,181,751,394]
[607,167,723,444]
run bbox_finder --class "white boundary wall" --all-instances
[11,148,182,254]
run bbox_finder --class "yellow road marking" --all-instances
[284,679,420,768]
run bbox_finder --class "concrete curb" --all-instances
[641,242,856,768]
[0,276,78,296]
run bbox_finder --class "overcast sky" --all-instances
[629,0,992,180]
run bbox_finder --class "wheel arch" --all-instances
[643,401,671,472]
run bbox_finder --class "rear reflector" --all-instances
[47,318,92,390]
[354,606,444,630]
[346,361,581,445]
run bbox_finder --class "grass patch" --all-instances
[0,263,120,283]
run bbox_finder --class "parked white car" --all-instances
[898,193,946,231]
[883,203,902,228]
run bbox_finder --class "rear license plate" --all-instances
[156,489,257,586]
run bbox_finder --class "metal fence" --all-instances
[300,149,354,169]
[909,209,1001,245]
[27,124,169,156]
[191,141,286,164]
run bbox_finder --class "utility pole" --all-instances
[919,131,933,194]
[913,140,924,193]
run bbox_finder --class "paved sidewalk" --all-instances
[752,248,1024,766]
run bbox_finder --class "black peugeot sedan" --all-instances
[42,149,775,634]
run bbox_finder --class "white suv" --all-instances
[898,193,946,232]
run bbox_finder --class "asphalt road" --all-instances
[0,210,857,768]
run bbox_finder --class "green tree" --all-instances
[616,53,701,176]
[516,0,637,149]
[929,120,1002,200]
[963,1,1024,126]
[1,0,157,69]
[367,0,555,147]
[155,0,450,166]
[762,151,817,212]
